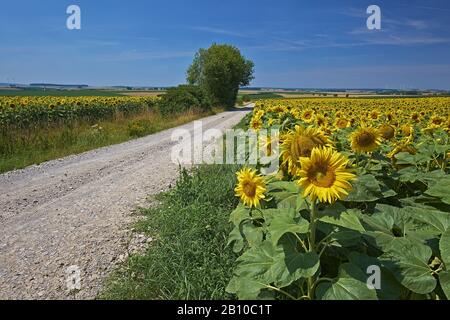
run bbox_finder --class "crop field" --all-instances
[227,97,450,300]
[0,96,206,172]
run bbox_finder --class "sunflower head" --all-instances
[431,115,445,126]
[350,127,382,153]
[370,110,380,120]
[378,124,395,140]
[411,112,420,123]
[334,118,349,130]
[297,147,356,204]
[301,109,314,123]
[315,114,327,127]
[281,125,332,175]
[259,132,279,157]
[250,117,263,132]
[401,124,414,137]
[235,168,267,208]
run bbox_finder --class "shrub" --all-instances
[158,85,210,116]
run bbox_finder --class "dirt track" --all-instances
[0,108,250,299]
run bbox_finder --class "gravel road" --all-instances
[0,108,251,300]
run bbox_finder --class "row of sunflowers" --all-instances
[227,97,450,300]
[0,96,158,129]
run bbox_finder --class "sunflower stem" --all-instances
[307,199,318,299]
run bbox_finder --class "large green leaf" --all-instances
[348,252,404,300]
[227,218,263,253]
[438,271,450,299]
[229,204,250,227]
[407,206,450,234]
[426,177,450,205]
[273,243,320,288]
[440,229,450,266]
[267,180,306,210]
[380,238,436,294]
[234,240,320,294]
[267,180,300,193]
[268,208,309,246]
[226,276,267,300]
[399,168,446,184]
[395,152,432,165]
[242,222,264,248]
[227,226,245,253]
[318,203,365,232]
[345,174,382,202]
[235,241,277,282]
[316,263,378,300]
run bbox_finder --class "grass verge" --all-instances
[100,164,241,300]
[0,110,213,173]
[100,113,251,300]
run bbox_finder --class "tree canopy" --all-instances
[187,44,254,108]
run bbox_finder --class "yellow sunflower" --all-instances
[235,168,267,208]
[297,147,356,204]
[315,114,327,127]
[370,110,380,120]
[334,118,349,130]
[250,117,263,132]
[301,109,314,123]
[378,124,395,140]
[401,124,414,137]
[259,132,279,157]
[281,125,332,175]
[350,127,381,153]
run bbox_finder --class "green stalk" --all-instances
[307,199,318,299]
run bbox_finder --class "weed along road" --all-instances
[0,107,251,300]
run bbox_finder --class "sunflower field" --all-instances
[227,97,450,300]
[0,96,164,172]
[0,96,157,130]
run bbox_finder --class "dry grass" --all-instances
[0,109,212,173]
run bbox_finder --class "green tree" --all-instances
[187,44,254,108]
[158,85,210,116]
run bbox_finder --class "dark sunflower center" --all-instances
[357,132,375,147]
[243,181,256,197]
[308,164,336,188]
[337,120,348,128]
[292,136,317,158]
[379,126,395,139]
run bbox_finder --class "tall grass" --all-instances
[101,165,241,300]
[0,109,210,173]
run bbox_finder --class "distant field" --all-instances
[0,88,123,97]
[119,91,166,97]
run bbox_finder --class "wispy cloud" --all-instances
[98,50,194,62]
[189,26,250,38]
[244,33,450,53]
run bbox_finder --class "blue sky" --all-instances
[1,0,450,89]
